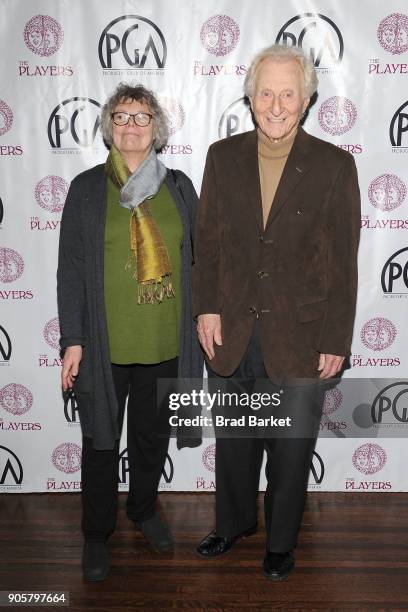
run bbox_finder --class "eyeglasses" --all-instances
[111,112,153,127]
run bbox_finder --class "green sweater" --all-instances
[104,178,183,364]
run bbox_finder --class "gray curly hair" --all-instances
[100,82,169,150]
[244,44,318,99]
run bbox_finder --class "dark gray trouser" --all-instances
[209,324,323,552]
[81,358,178,541]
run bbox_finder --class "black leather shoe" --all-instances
[263,551,294,581]
[196,524,257,557]
[136,514,174,553]
[82,541,109,582]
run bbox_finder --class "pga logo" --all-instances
[381,247,408,294]
[47,97,101,149]
[390,100,408,147]
[0,446,23,485]
[98,15,167,69]
[371,381,408,424]
[218,97,254,139]
[276,13,344,69]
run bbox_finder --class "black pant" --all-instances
[209,325,323,552]
[81,358,178,541]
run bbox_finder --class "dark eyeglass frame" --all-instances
[111,111,153,127]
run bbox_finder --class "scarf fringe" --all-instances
[137,276,175,305]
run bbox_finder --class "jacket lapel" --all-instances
[265,127,312,230]
[233,130,264,232]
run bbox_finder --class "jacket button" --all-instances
[249,306,257,314]
[257,270,265,278]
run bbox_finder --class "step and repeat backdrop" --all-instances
[1,0,408,493]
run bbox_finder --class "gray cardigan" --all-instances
[57,164,203,450]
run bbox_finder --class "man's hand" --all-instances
[61,345,83,391]
[318,353,345,379]
[197,314,222,360]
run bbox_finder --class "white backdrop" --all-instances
[1,0,408,493]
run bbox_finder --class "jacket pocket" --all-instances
[296,298,327,323]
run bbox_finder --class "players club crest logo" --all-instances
[52,442,81,474]
[0,248,24,283]
[368,174,406,212]
[352,443,387,475]
[0,101,13,137]
[0,384,33,416]
[322,387,342,416]
[360,317,397,352]
[202,443,216,472]
[24,15,64,57]
[43,317,60,350]
[160,97,185,136]
[200,15,240,56]
[35,176,68,213]
[318,96,357,135]
[377,14,408,55]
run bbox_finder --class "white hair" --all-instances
[244,44,318,99]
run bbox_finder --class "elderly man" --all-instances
[193,44,360,580]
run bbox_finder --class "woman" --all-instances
[57,83,202,581]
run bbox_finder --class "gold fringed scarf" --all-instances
[106,145,175,305]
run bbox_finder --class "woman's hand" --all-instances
[61,345,83,391]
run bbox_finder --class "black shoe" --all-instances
[82,541,109,582]
[263,551,294,581]
[196,524,257,558]
[136,514,174,553]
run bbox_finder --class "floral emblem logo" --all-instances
[24,15,64,57]
[360,318,396,352]
[352,443,387,475]
[200,15,240,56]
[318,96,357,135]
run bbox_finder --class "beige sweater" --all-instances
[257,128,296,228]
